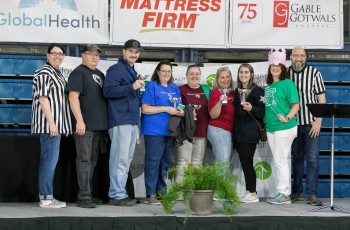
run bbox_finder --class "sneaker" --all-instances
[77,199,96,208]
[144,195,162,205]
[240,193,259,203]
[39,198,66,208]
[109,197,134,206]
[267,193,291,205]
[291,193,304,202]
[306,195,323,206]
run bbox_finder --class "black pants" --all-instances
[236,143,257,193]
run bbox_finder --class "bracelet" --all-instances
[285,116,291,122]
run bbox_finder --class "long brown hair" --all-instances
[236,63,256,90]
[151,59,174,84]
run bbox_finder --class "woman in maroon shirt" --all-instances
[174,64,210,181]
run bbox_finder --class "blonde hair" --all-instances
[213,67,233,89]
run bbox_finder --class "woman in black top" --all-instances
[233,63,265,203]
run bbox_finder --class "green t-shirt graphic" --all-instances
[264,79,299,132]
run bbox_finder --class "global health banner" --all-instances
[0,0,109,44]
[229,0,343,49]
[110,0,229,48]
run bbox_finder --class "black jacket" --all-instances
[233,86,265,144]
[168,105,195,144]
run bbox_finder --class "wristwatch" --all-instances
[286,116,291,122]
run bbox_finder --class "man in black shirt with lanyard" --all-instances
[289,46,326,206]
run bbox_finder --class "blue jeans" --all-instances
[74,131,102,200]
[108,125,138,200]
[144,135,174,196]
[38,134,61,200]
[292,124,320,196]
[207,125,232,162]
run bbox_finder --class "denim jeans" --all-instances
[74,131,102,200]
[108,125,138,200]
[144,135,174,196]
[292,124,320,196]
[207,125,232,162]
[38,134,61,200]
[267,126,297,195]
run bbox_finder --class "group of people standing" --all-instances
[31,41,325,209]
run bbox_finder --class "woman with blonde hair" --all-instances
[207,67,235,163]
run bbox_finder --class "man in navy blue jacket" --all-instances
[103,39,145,206]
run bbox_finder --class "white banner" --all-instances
[0,0,109,43]
[110,0,229,48]
[229,0,343,49]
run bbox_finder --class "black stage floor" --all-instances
[1,198,350,230]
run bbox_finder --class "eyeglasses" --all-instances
[84,52,100,57]
[291,54,306,59]
[49,52,64,57]
[159,70,172,74]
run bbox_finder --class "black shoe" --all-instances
[291,193,304,201]
[92,197,103,205]
[109,197,134,206]
[306,195,323,206]
[77,199,96,208]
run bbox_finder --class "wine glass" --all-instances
[221,88,229,105]
[238,88,251,105]
[137,74,150,92]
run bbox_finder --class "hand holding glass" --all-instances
[137,74,150,91]
[238,88,251,105]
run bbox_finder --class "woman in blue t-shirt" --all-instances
[141,60,184,205]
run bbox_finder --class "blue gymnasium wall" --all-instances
[0,55,350,197]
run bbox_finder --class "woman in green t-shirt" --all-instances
[264,48,300,205]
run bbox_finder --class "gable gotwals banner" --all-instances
[0,0,109,43]
[229,0,343,49]
[110,0,343,49]
[110,0,229,48]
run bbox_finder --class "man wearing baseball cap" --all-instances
[66,44,108,208]
[103,39,144,206]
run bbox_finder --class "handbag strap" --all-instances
[247,111,263,131]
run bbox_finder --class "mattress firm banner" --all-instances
[110,0,229,48]
[0,0,109,43]
[230,0,343,49]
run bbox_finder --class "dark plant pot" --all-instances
[189,190,214,215]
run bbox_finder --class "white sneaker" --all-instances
[240,191,250,200]
[39,198,66,208]
[240,193,259,203]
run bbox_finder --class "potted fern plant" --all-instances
[162,161,240,222]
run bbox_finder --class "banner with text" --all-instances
[0,0,109,43]
[110,0,229,48]
[230,0,343,48]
